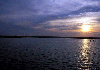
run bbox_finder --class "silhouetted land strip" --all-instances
[0,35,100,39]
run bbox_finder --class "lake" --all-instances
[0,38,100,70]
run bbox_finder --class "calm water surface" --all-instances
[0,38,100,70]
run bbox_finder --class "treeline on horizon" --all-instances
[0,35,100,39]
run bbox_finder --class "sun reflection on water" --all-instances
[78,39,93,70]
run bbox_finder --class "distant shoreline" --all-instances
[0,35,100,39]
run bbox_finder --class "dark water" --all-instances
[0,38,100,70]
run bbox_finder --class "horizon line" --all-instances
[0,35,100,39]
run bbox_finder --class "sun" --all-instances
[82,25,90,32]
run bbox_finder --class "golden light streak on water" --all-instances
[78,39,93,70]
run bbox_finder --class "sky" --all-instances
[0,0,100,37]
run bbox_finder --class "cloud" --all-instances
[31,12,100,33]
[1,0,100,25]
[1,0,100,16]
[0,0,100,36]
[29,0,100,15]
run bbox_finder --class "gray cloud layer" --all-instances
[0,0,100,36]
